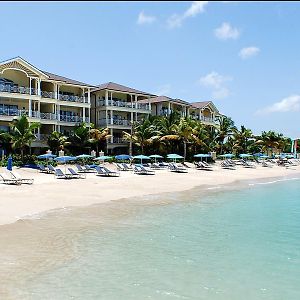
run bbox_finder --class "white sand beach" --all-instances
[1,163,300,226]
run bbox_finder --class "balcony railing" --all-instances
[107,137,129,144]
[59,94,87,103]
[97,99,150,110]
[200,116,215,123]
[0,84,37,95]
[41,91,56,99]
[0,108,29,117]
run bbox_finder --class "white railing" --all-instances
[40,112,57,120]
[97,99,150,110]
[200,116,215,123]
[98,118,131,127]
[0,84,37,95]
[59,115,84,123]
[41,91,56,99]
[59,94,86,103]
[37,134,49,141]
[107,137,129,144]
[0,108,29,117]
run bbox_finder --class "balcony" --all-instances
[97,99,150,111]
[200,116,215,123]
[58,94,87,103]
[0,83,37,96]
[41,91,56,99]
[107,137,129,144]
[0,108,29,117]
[59,115,89,123]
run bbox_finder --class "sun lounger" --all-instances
[221,161,236,170]
[68,168,86,179]
[55,168,73,179]
[47,165,56,174]
[37,164,50,173]
[151,163,162,169]
[134,165,154,175]
[84,165,97,172]
[95,166,120,177]
[241,159,256,168]
[114,163,129,171]
[168,163,188,173]
[9,171,34,184]
[195,161,213,171]
[122,163,133,171]
[0,173,22,185]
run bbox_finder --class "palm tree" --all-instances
[215,117,235,154]
[47,131,70,154]
[0,130,12,154]
[9,115,40,160]
[255,131,281,156]
[89,126,111,155]
[190,122,210,153]
[232,125,253,155]
[123,119,159,154]
[68,122,90,154]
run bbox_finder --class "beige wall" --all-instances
[59,85,83,96]
[1,69,30,87]
[0,98,29,110]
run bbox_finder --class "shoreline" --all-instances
[1,163,300,227]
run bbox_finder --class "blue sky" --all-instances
[1,1,300,138]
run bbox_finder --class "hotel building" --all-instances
[0,57,222,154]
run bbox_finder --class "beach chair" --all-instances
[168,163,188,173]
[84,165,97,172]
[133,165,155,175]
[122,163,133,171]
[76,164,88,173]
[37,164,49,173]
[220,161,236,170]
[151,163,161,170]
[55,168,73,179]
[9,171,34,184]
[0,173,22,185]
[47,165,56,174]
[241,159,256,168]
[68,168,86,179]
[195,161,213,171]
[114,163,127,171]
[95,166,120,177]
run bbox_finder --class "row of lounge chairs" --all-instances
[0,171,34,185]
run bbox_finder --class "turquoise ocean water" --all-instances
[5,178,300,299]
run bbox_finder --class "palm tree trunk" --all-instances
[183,141,186,162]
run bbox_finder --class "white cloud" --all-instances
[239,46,260,59]
[167,1,208,29]
[199,71,232,99]
[155,84,171,96]
[212,88,230,99]
[256,95,300,115]
[137,11,156,25]
[214,22,240,40]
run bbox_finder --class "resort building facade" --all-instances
[0,57,222,154]
[0,57,93,148]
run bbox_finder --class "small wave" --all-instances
[248,177,300,186]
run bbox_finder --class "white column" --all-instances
[105,90,108,106]
[83,107,86,122]
[168,102,171,115]
[110,128,114,144]
[29,77,32,95]
[28,99,32,117]
[135,95,138,121]
[148,96,151,111]
[53,83,57,99]
[87,88,91,104]
[110,110,113,125]
[105,109,108,126]
[37,79,41,96]
[37,127,40,140]
[57,85,60,100]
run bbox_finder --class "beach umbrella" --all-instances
[7,155,12,171]
[167,153,183,162]
[133,155,151,164]
[194,154,211,162]
[94,156,112,161]
[115,154,132,160]
[260,155,269,159]
[285,154,294,159]
[38,153,57,159]
[55,156,76,172]
[149,154,163,163]
[219,153,234,159]
[76,154,93,159]
[240,154,252,159]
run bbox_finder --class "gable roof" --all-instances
[42,71,94,87]
[139,96,190,106]
[0,56,93,87]
[191,101,219,113]
[92,82,155,96]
